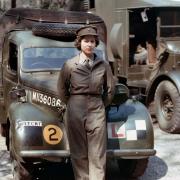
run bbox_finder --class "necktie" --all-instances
[85,59,91,69]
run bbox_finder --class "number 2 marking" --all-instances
[43,125,63,145]
[48,127,58,141]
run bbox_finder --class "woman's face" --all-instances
[81,35,96,56]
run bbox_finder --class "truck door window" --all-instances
[9,43,17,72]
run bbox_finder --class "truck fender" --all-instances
[109,23,123,59]
[107,99,154,150]
[166,71,180,93]
[8,102,67,154]
[147,71,180,104]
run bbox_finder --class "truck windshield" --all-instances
[22,47,78,71]
[22,47,105,71]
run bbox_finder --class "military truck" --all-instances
[0,8,155,179]
[85,0,180,134]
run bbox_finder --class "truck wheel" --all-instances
[11,159,33,180]
[155,80,180,133]
[9,129,33,180]
[117,158,148,178]
[0,122,10,150]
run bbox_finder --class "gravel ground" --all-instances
[0,138,12,180]
[140,124,180,180]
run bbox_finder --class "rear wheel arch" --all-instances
[146,76,173,106]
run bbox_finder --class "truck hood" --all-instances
[21,72,59,96]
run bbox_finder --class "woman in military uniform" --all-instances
[57,25,115,180]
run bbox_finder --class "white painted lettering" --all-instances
[31,91,63,107]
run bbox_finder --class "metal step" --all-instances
[128,72,146,81]
[128,64,154,73]
[127,79,149,88]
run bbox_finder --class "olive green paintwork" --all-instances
[2,31,73,162]
[5,30,155,160]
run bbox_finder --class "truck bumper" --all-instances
[20,149,156,159]
[107,149,156,158]
[20,150,70,158]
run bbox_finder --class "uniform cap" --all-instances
[76,25,98,37]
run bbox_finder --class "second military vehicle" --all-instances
[89,0,180,134]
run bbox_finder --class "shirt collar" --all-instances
[79,52,94,64]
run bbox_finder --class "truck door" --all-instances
[1,40,18,122]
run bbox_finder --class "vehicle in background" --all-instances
[89,0,180,134]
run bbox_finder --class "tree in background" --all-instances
[0,0,93,12]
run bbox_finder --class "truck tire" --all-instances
[12,160,73,180]
[11,159,33,180]
[117,158,148,178]
[32,23,82,40]
[9,129,33,180]
[0,122,10,150]
[155,80,180,133]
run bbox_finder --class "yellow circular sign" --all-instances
[43,125,63,145]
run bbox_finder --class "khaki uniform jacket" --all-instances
[57,54,115,106]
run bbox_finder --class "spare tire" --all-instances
[32,23,83,41]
